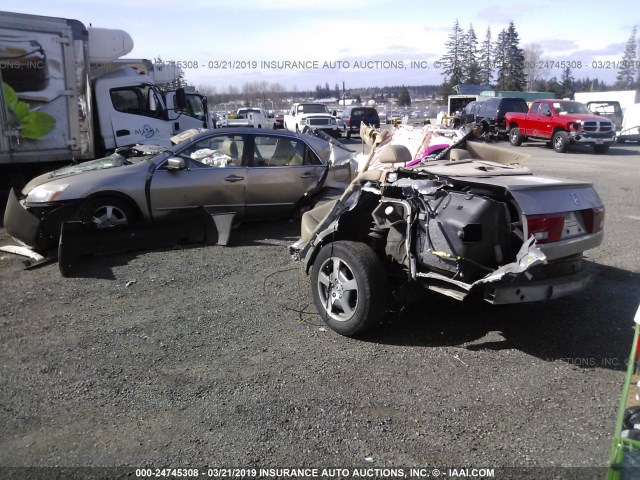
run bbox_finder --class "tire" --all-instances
[310,241,386,337]
[593,144,610,154]
[346,129,351,140]
[257,124,262,129]
[509,127,523,146]
[80,196,135,229]
[552,130,569,153]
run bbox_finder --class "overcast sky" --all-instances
[5,0,639,92]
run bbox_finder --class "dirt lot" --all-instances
[1,139,640,478]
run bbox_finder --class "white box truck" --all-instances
[0,11,210,190]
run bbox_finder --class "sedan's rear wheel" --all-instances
[80,196,135,229]
[311,241,386,337]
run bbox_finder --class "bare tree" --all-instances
[523,43,549,91]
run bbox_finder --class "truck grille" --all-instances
[308,118,330,126]
[582,121,612,133]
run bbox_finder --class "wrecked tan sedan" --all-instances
[291,126,605,336]
[5,128,357,252]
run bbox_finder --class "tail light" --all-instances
[582,206,605,233]
[527,207,604,244]
[348,118,352,126]
[527,214,565,243]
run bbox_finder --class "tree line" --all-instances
[438,19,639,97]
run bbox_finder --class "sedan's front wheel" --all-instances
[80,196,135,229]
[311,241,386,336]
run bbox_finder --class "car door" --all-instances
[244,134,327,218]
[526,101,542,137]
[148,133,247,220]
[537,102,554,139]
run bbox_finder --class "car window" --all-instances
[253,135,319,166]
[110,85,164,118]
[539,103,552,116]
[501,99,528,114]
[176,134,245,167]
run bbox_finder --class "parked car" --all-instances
[273,112,285,129]
[471,97,529,139]
[340,107,380,139]
[4,129,357,252]
[290,127,605,336]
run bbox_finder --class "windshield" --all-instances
[553,101,592,115]
[183,94,206,121]
[298,104,329,114]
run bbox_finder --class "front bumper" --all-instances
[569,131,615,145]
[3,188,77,251]
[4,188,42,248]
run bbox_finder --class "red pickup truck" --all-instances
[505,99,616,154]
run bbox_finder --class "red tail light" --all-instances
[527,214,565,243]
[582,206,605,233]
[348,119,352,126]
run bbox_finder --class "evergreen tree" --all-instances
[493,29,508,89]
[461,24,480,84]
[561,67,574,98]
[544,77,563,98]
[439,19,465,87]
[494,22,526,91]
[478,27,493,86]
[615,25,637,89]
[397,86,411,107]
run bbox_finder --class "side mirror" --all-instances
[166,157,186,170]
[174,88,187,111]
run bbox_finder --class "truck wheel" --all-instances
[509,127,523,146]
[311,241,386,337]
[552,131,569,153]
[593,144,609,154]
[80,196,135,229]
[346,129,351,140]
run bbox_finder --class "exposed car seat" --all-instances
[222,138,239,164]
[299,169,384,242]
[271,139,303,166]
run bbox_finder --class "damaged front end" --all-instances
[291,131,604,336]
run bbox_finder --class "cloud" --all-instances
[538,40,580,52]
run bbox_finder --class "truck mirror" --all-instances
[175,88,187,110]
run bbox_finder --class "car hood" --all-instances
[22,146,165,194]
[561,113,611,123]
[23,157,139,194]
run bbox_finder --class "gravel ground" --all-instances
[1,139,640,478]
